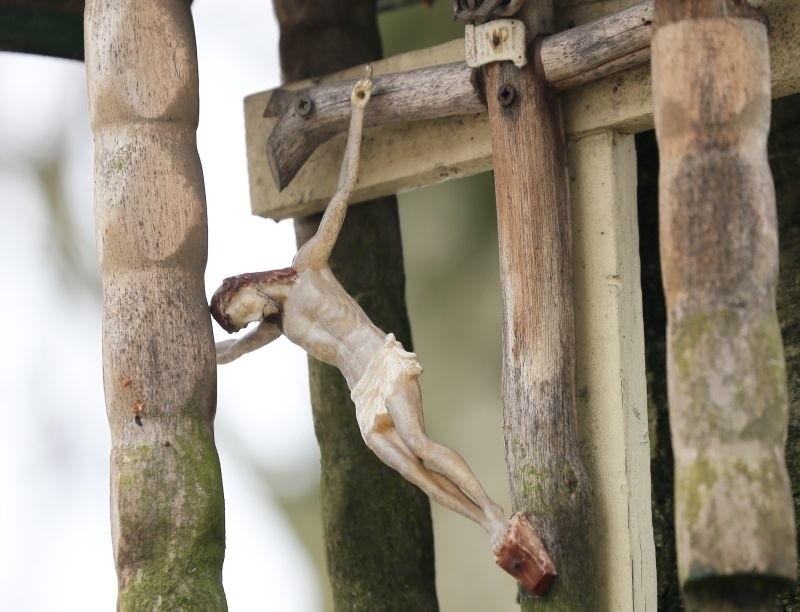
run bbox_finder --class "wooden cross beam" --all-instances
[265,0,652,190]
[245,0,799,220]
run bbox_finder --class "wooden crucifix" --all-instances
[212,69,556,596]
[242,1,659,608]
[234,0,800,608]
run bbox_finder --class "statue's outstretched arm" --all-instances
[216,318,282,365]
[293,67,373,271]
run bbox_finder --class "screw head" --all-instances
[497,83,516,107]
[295,94,314,118]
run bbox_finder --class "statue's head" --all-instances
[210,267,298,333]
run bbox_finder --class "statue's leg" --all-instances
[364,426,485,526]
[385,380,508,550]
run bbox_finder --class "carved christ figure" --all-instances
[210,69,554,593]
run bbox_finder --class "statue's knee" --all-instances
[406,433,430,456]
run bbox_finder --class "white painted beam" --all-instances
[569,130,655,611]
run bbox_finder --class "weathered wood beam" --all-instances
[247,0,800,220]
[266,1,653,189]
[483,2,594,608]
[542,0,651,87]
[266,62,479,190]
[85,0,226,609]
[652,0,796,607]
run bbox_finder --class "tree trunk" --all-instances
[652,1,797,607]
[482,3,596,609]
[84,1,226,609]
[273,1,439,610]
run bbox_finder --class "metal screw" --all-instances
[295,94,314,118]
[497,83,516,107]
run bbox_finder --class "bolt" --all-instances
[497,83,516,108]
[295,94,314,118]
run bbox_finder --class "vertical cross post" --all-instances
[85,1,226,608]
[652,1,797,607]
[481,3,596,608]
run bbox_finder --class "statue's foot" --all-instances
[494,512,557,597]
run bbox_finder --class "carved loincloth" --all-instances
[350,333,423,441]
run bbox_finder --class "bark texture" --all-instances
[652,3,796,607]
[85,1,226,609]
[273,1,439,609]
[483,3,595,609]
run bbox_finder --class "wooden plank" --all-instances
[652,3,796,605]
[84,0,226,608]
[248,0,800,220]
[569,130,656,610]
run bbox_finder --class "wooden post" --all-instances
[481,3,596,608]
[653,0,797,606]
[569,131,656,609]
[273,1,439,609]
[85,1,226,609]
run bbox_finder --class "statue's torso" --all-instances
[282,266,385,389]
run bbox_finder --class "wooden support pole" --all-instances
[273,1,439,610]
[652,0,797,606]
[84,1,226,609]
[482,3,595,608]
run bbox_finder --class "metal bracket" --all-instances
[465,19,527,69]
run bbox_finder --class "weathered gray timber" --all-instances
[273,1,439,610]
[481,2,596,609]
[84,0,226,609]
[653,1,797,607]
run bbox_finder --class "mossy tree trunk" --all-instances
[273,1,439,610]
[85,1,226,609]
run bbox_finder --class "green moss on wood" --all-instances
[114,419,226,611]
